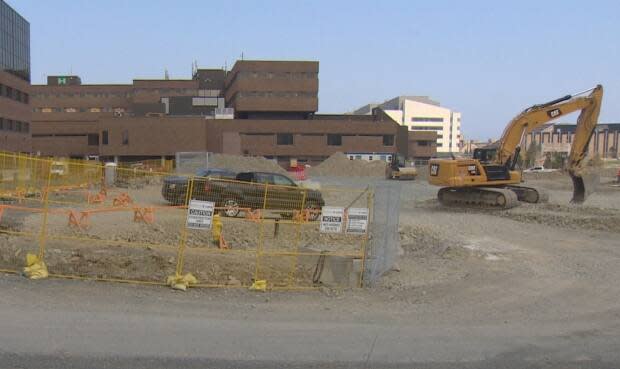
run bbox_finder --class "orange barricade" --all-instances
[245,209,262,222]
[133,207,155,223]
[112,192,133,207]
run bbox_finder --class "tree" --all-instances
[543,153,552,169]
[523,142,541,168]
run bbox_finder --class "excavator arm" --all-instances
[495,85,603,203]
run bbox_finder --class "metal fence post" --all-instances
[174,176,195,277]
[37,161,54,260]
[254,183,269,283]
[358,189,373,288]
[287,188,307,287]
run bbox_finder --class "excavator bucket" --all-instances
[569,170,600,204]
[570,173,586,203]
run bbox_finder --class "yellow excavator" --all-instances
[428,85,603,208]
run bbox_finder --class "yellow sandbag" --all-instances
[166,273,197,291]
[250,279,267,291]
[23,253,48,280]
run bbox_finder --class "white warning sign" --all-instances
[319,206,344,234]
[346,207,369,234]
[186,200,215,230]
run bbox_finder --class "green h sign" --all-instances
[57,77,67,85]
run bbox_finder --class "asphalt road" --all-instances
[1,274,620,369]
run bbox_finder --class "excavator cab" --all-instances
[473,147,513,181]
[472,147,496,163]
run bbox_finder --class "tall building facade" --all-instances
[0,0,31,152]
[354,96,462,153]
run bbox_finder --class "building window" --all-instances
[383,135,394,146]
[327,134,342,146]
[355,155,362,160]
[22,122,29,133]
[102,130,109,145]
[88,134,99,146]
[410,126,443,131]
[277,133,294,145]
[122,130,129,145]
[15,121,22,132]
[412,117,444,122]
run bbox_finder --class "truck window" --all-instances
[236,173,254,182]
[255,173,274,184]
[273,174,295,187]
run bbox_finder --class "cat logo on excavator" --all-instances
[547,108,561,118]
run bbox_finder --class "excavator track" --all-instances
[505,185,549,203]
[438,187,519,209]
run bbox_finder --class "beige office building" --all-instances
[354,96,461,153]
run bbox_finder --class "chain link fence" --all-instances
[363,182,402,286]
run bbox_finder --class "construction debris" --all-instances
[307,152,387,177]
[209,154,289,175]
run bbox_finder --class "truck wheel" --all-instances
[222,198,240,217]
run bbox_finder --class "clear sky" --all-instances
[11,0,620,140]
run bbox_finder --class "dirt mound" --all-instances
[307,152,387,177]
[496,203,620,233]
[210,154,288,175]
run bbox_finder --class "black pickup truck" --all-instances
[162,170,324,219]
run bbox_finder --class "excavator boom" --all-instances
[566,86,604,202]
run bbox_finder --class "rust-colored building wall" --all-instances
[205,116,399,159]
[98,116,207,157]
[31,121,98,157]
[0,71,31,152]
[225,60,319,113]
[408,131,437,159]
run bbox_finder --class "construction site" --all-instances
[3,0,620,367]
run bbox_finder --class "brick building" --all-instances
[0,0,31,152]
[524,123,620,159]
[30,60,436,165]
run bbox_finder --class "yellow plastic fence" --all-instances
[0,152,372,290]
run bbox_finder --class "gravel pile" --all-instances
[210,154,289,175]
[307,152,387,177]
